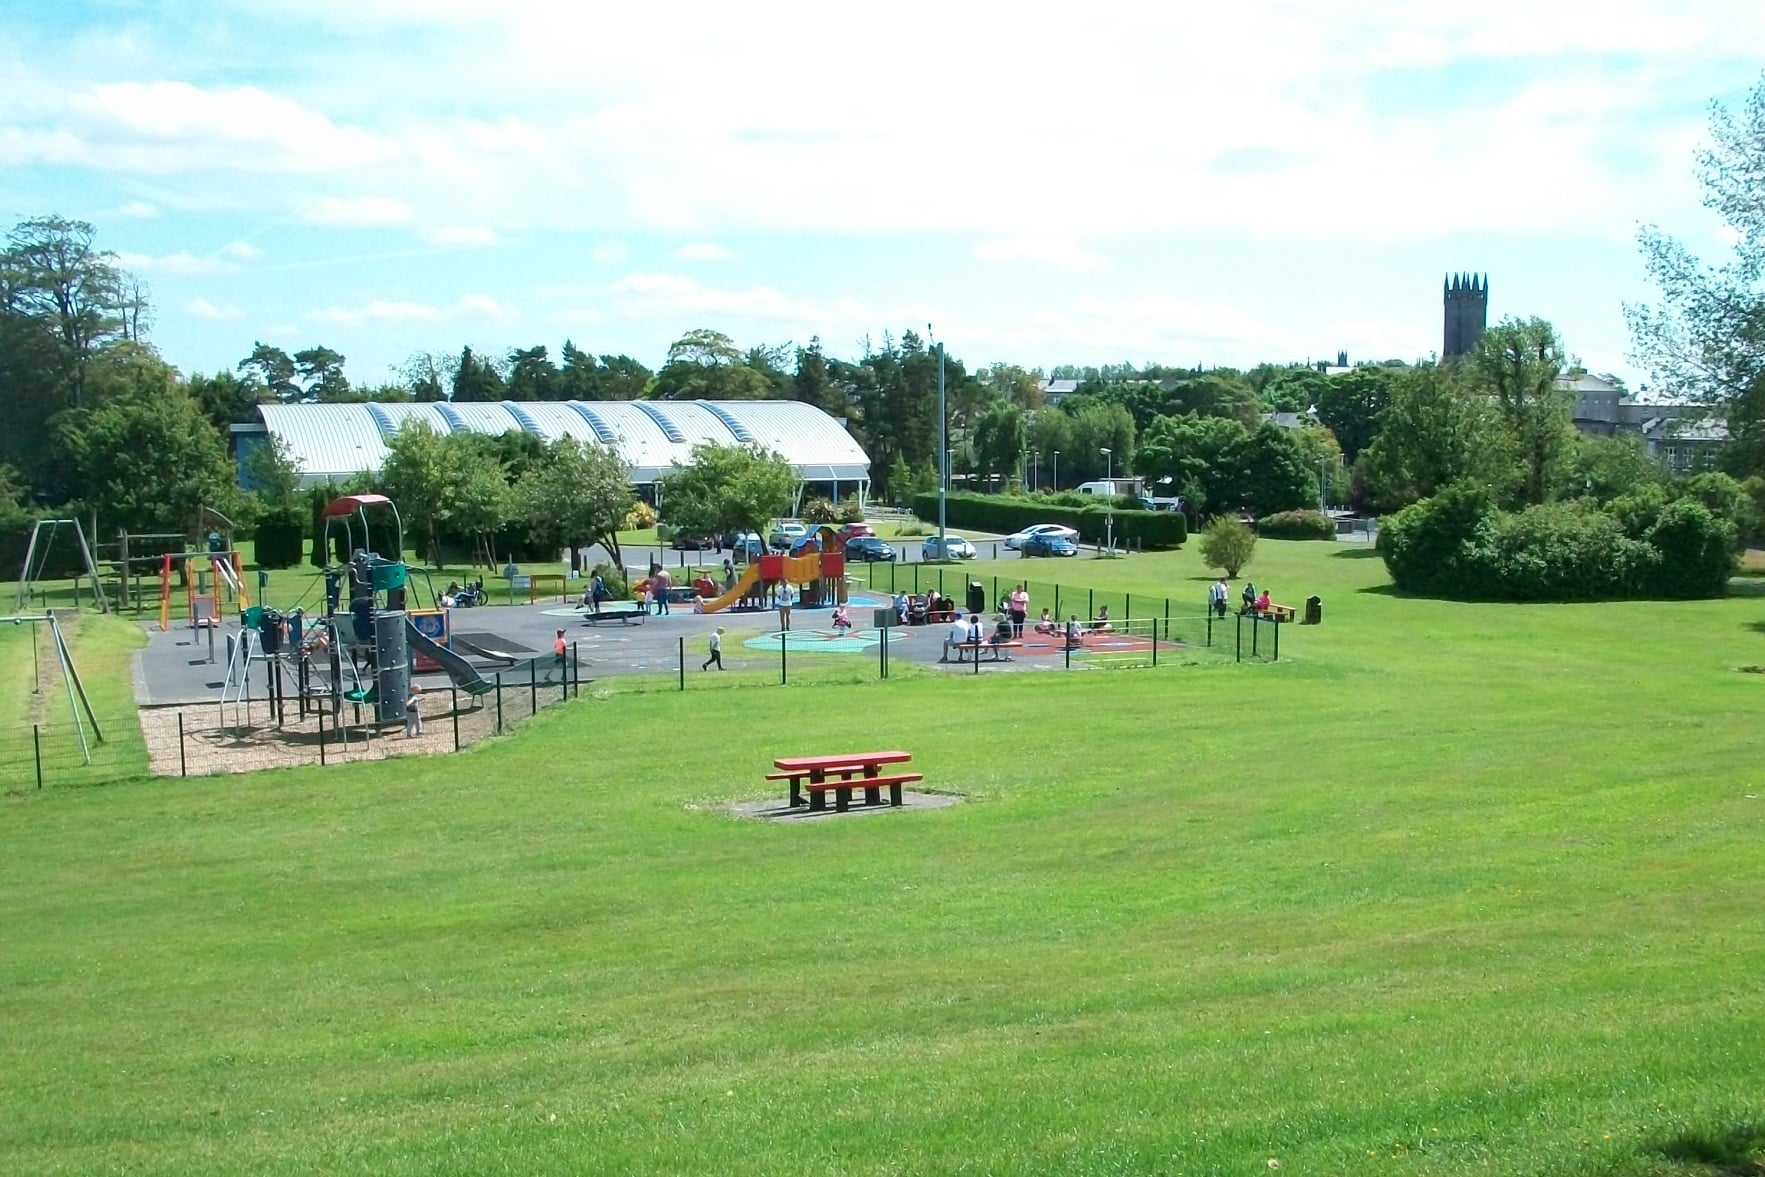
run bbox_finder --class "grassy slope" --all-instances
[3,541,1763,1175]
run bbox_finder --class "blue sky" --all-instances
[3,0,1761,391]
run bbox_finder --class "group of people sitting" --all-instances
[438,580,485,608]
[894,592,961,625]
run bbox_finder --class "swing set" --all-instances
[3,612,104,764]
[13,518,109,613]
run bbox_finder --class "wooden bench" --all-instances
[942,639,1022,664]
[771,751,916,810]
[580,601,646,625]
[1263,604,1295,622]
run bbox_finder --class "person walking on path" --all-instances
[653,566,673,616]
[776,579,796,631]
[553,628,567,668]
[404,683,422,739]
[1009,584,1029,637]
[587,572,605,616]
[702,626,725,670]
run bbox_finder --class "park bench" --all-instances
[1262,604,1295,622]
[942,639,1022,664]
[769,751,920,811]
[580,601,646,625]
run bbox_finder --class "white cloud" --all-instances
[591,240,628,265]
[305,195,413,226]
[558,272,922,339]
[64,81,395,174]
[221,241,263,261]
[113,200,159,219]
[307,293,515,328]
[673,241,735,262]
[419,224,499,247]
[973,236,1105,272]
[116,250,237,276]
[185,297,243,321]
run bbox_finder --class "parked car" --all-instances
[1004,524,1079,550]
[844,536,896,562]
[1021,532,1079,557]
[727,531,765,560]
[768,521,808,550]
[836,521,876,541]
[668,529,716,550]
[921,534,977,561]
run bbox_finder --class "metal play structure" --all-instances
[4,612,104,763]
[14,518,109,613]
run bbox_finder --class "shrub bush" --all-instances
[1255,509,1335,540]
[1640,499,1736,598]
[1199,516,1257,576]
[910,492,1186,549]
[253,507,306,569]
[801,497,842,525]
[1377,482,1496,597]
[593,561,630,600]
[622,502,658,531]
[1380,482,1733,601]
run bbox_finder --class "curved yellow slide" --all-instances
[697,553,827,614]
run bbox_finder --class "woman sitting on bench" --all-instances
[989,613,1013,645]
[1090,604,1114,633]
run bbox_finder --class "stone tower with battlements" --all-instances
[1443,272,1488,360]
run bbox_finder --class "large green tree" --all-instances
[1629,71,1765,474]
[514,438,636,571]
[1471,317,1573,505]
[1135,413,1248,518]
[658,443,795,544]
[381,423,512,566]
[1313,368,1393,462]
[971,401,1027,485]
[59,354,236,534]
[1359,364,1511,512]
[2,215,124,410]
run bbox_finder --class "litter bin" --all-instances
[966,581,986,616]
[1305,595,1322,625]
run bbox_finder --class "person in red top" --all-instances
[553,628,567,667]
[1255,589,1272,614]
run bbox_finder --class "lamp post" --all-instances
[1101,447,1114,554]
[1052,450,1059,492]
[931,326,947,555]
[1318,456,1328,514]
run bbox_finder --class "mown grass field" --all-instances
[3,539,1763,1175]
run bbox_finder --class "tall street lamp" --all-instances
[930,325,947,555]
[1100,447,1114,553]
[1052,450,1059,492]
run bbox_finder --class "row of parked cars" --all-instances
[674,519,1085,562]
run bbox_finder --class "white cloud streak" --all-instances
[307,293,515,328]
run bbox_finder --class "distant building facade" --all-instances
[1563,370,1727,473]
[1443,272,1488,359]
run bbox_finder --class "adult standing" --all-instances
[653,566,673,616]
[1209,576,1229,618]
[1009,584,1029,638]
[776,579,796,631]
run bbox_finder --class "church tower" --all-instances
[1443,273,1488,360]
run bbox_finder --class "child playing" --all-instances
[831,603,851,630]
[404,683,422,738]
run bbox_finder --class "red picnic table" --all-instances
[769,751,921,811]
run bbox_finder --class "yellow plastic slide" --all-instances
[697,562,764,614]
[697,552,827,614]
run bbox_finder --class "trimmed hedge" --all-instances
[912,492,1186,549]
[1378,481,1736,601]
[253,507,305,569]
[1256,509,1335,540]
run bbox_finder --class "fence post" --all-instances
[1054,583,1060,618]
[496,672,504,733]
[1064,629,1072,669]
[1088,588,1094,620]
[679,636,685,691]
[529,657,538,716]
[451,685,461,751]
[34,723,43,789]
[1236,613,1243,663]
[319,701,327,765]
[880,622,888,679]
[572,643,580,698]
[1164,598,1170,641]
[1273,617,1280,662]
[1252,616,1260,659]
[1126,592,1132,623]
[1152,618,1158,666]
[781,628,788,685]
[177,712,187,777]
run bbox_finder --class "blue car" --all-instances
[1022,532,1078,557]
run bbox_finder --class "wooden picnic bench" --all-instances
[942,639,1022,665]
[769,751,922,811]
[1262,604,1296,622]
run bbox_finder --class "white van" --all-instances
[1075,478,1142,498]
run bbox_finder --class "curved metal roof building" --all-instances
[249,400,870,489]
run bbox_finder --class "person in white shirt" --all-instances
[702,626,725,670]
[945,613,970,661]
[776,580,796,631]
[1208,576,1229,618]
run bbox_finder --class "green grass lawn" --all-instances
[3,539,1764,1175]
